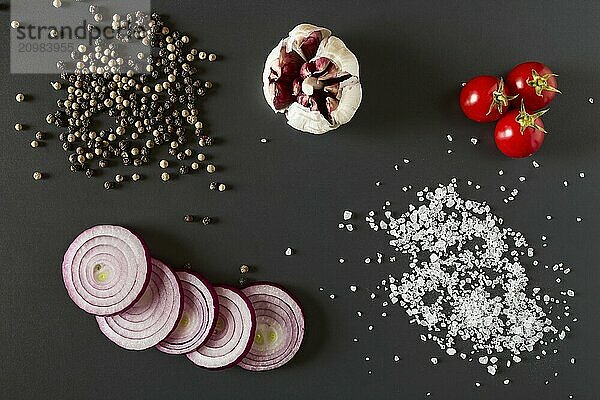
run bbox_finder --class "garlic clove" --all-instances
[286,24,331,61]
[263,39,286,112]
[330,81,362,127]
[316,36,360,78]
[286,102,335,135]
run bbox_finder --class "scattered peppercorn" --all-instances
[35,131,45,141]
[209,182,218,190]
[32,171,43,180]
[115,174,124,183]
[240,264,249,274]
[14,123,23,131]
[161,172,170,182]
[30,140,39,148]
[202,216,212,225]
[104,181,116,190]
[206,164,216,173]
[239,277,249,287]
[131,173,141,181]
[184,214,194,223]
[15,93,25,103]
[218,183,226,192]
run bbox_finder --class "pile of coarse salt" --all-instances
[365,180,574,375]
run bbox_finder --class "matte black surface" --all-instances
[1,1,599,399]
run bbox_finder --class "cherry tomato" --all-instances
[506,62,560,111]
[460,76,515,123]
[494,102,548,158]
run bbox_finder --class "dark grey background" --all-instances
[1,1,598,399]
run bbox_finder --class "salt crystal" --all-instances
[570,357,576,364]
[368,325,374,331]
[532,160,540,168]
[346,224,354,231]
[430,357,438,365]
[339,258,345,263]
[329,294,336,299]
[364,257,371,264]
[576,217,582,222]
[478,356,488,364]
[446,348,457,356]
[350,285,357,292]
[487,365,497,375]
[579,172,585,178]
[403,159,410,164]
[343,210,353,220]
[357,311,362,317]
[285,247,293,256]
[503,379,510,385]
[563,180,569,187]
[447,134,453,142]
[260,138,268,143]
[394,355,400,362]
[519,176,526,182]
[470,138,478,145]
[589,97,594,104]
[498,170,504,175]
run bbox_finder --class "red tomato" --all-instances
[494,102,548,158]
[506,62,560,111]
[460,76,515,123]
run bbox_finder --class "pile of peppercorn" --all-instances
[46,11,218,190]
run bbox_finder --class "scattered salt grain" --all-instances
[519,176,526,182]
[446,348,456,356]
[579,172,585,178]
[533,160,540,168]
[350,285,357,292]
[260,138,268,143]
[394,355,400,362]
[285,247,293,256]
[470,138,478,145]
[364,257,371,264]
[498,170,504,176]
[563,180,569,187]
[368,325,374,331]
[571,357,576,364]
[403,159,410,164]
[329,294,336,300]
[430,357,438,365]
[576,217,582,222]
[343,210,353,220]
[503,379,510,385]
[589,97,594,104]
[339,258,345,264]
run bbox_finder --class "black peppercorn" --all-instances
[183,214,194,223]
[202,216,212,225]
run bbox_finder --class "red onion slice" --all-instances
[96,258,183,350]
[62,225,151,316]
[156,271,218,355]
[187,285,255,370]
[238,283,305,371]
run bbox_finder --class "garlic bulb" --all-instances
[263,24,362,135]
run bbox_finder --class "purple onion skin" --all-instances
[191,284,256,371]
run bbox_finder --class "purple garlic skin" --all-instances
[263,24,362,134]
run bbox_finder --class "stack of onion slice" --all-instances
[62,225,305,371]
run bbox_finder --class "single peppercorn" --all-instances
[104,181,116,190]
[179,165,189,175]
[240,264,249,274]
[239,277,249,287]
[202,216,212,225]
[183,214,194,223]
[209,182,217,190]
